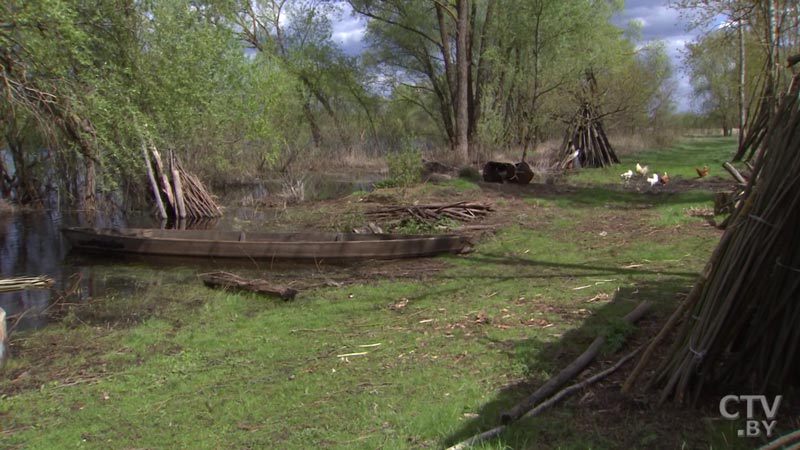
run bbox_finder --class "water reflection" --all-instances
[0,211,71,329]
[0,173,382,330]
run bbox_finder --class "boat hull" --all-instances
[62,228,471,261]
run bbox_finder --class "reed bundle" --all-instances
[652,71,800,404]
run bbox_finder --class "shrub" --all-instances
[385,139,422,188]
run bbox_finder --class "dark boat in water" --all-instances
[61,228,471,261]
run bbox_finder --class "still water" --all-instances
[0,175,380,330]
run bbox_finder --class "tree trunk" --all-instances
[455,0,470,163]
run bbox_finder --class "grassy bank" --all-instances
[2,137,771,449]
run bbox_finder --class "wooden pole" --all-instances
[150,146,175,215]
[0,307,7,369]
[170,151,187,219]
[142,140,167,221]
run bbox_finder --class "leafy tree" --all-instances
[231,0,375,151]
[349,0,494,162]
[1,0,305,206]
[685,30,741,135]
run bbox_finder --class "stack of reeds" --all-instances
[143,142,222,220]
[652,70,800,404]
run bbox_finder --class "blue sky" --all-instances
[329,1,700,111]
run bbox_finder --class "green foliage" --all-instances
[391,216,460,234]
[385,138,423,188]
[601,319,636,355]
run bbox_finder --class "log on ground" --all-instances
[201,272,297,300]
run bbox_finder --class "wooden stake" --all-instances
[150,146,175,215]
[170,151,187,219]
[142,140,167,221]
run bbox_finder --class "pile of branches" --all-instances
[644,69,800,404]
[143,143,222,220]
[559,103,619,169]
[366,202,493,225]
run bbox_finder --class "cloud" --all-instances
[614,0,701,111]
[331,5,367,56]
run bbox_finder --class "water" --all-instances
[0,174,381,330]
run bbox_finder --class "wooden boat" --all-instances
[61,227,472,261]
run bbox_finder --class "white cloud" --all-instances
[614,0,701,111]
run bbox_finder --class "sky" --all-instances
[328,0,702,111]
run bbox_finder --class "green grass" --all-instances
[567,136,738,185]
[1,136,762,449]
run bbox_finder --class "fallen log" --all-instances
[200,272,297,300]
[500,301,651,424]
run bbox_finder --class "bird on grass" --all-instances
[660,172,669,184]
[620,169,633,181]
[696,165,709,178]
[647,173,660,186]
[636,163,649,177]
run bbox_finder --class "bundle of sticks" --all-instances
[143,142,222,220]
[0,276,54,293]
[642,67,800,404]
[366,202,493,224]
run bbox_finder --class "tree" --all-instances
[231,0,374,150]
[349,0,495,162]
[352,0,641,161]
[673,0,800,159]
[0,0,302,207]
[685,31,740,135]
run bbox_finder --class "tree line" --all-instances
[1,0,676,210]
[681,0,800,158]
